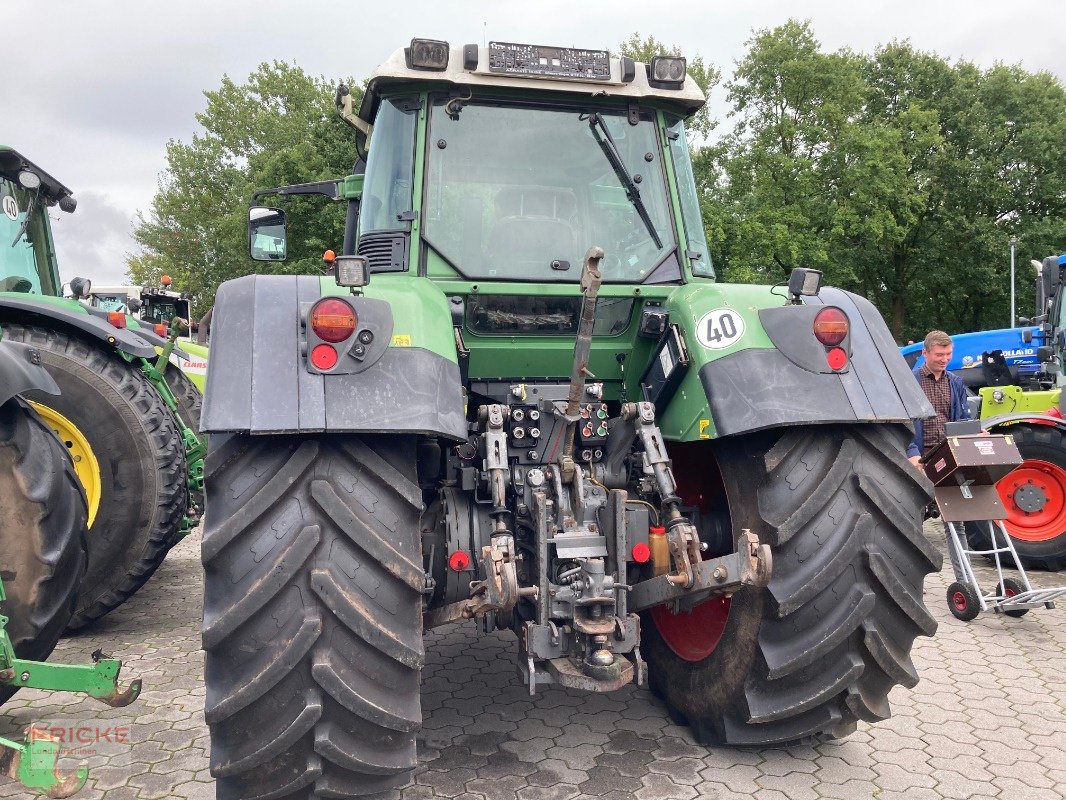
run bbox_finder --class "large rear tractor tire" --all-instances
[3,323,188,629]
[0,396,88,704]
[202,434,425,799]
[644,424,940,745]
[965,424,1066,570]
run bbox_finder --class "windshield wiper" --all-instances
[10,187,39,248]
[584,112,662,249]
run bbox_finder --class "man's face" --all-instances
[923,343,953,374]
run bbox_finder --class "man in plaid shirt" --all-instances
[906,329,972,468]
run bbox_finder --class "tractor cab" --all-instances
[0,147,75,297]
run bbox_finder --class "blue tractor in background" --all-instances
[902,254,1066,570]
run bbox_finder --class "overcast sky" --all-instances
[7,0,1065,287]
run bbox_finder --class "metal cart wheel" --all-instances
[997,577,1030,618]
[947,581,981,622]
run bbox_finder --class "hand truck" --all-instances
[924,423,1066,622]
[942,518,1066,621]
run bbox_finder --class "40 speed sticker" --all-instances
[696,308,745,350]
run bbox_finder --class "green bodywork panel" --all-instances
[980,384,1061,420]
[325,254,788,441]
[0,292,87,313]
[319,274,458,362]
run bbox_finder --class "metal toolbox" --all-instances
[923,434,1022,487]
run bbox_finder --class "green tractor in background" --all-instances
[86,281,210,392]
[0,335,140,797]
[0,147,204,629]
[201,40,940,798]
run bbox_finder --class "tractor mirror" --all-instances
[248,206,288,261]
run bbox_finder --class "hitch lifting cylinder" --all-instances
[649,526,670,577]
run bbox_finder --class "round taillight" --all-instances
[813,307,848,346]
[310,344,338,370]
[826,347,848,371]
[310,298,357,343]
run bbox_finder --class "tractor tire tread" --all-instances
[203,434,423,799]
[0,396,88,704]
[2,323,187,629]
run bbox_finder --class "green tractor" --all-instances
[86,281,210,392]
[0,147,205,629]
[201,40,940,798]
[0,336,140,797]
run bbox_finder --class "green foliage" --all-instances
[703,20,1066,340]
[128,62,360,315]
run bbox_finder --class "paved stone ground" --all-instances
[3,520,1065,799]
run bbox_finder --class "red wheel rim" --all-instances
[651,595,731,662]
[998,459,1066,542]
[1003,585,1017,599]
[951,591,968,612]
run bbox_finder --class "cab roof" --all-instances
[360,41,706,124]
[0,146,74,207]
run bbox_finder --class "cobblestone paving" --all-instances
[3,520,1065,799]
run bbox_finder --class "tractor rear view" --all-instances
[200,39,940,798]
[0,148,204,628]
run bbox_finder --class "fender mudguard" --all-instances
[200,274,466,439]
[0,295,156,358]
[983,412,1066,433]
[696,287,934,437]
[0,339,60,406]
[81,304,191,359]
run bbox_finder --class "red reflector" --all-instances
[632,542,651,563]
[310,344,338,370]
[826,347,848,370]
[813,307,848,346]
[448,550,471,571]
[154,323,168,336]
[310,298,357,343]
[107,312,126,329]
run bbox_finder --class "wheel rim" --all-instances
[651,595,731,662]
[997,458,1066,542]
[29,401,101,528]
[951,591,968,612]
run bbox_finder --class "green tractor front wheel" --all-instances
[0,396,88,704]
[3,323,188,629]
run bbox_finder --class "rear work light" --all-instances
[309,298,357,343]
[813,307,848,346]
[408,38,449,71]
[650,56,686,84]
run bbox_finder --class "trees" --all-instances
[705,21,1066,340]
[128,62,359,315]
